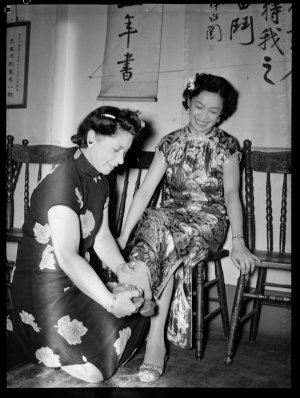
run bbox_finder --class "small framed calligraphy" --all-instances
[6,22,31,108]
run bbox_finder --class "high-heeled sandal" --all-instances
[138,354,168,383]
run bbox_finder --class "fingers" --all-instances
[129,286,143,299]
[232,253,258,275]
[253,255,262,265]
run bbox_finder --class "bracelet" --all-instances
[115,262,125,275]
[107,292,116,313]
[232,235,244,240]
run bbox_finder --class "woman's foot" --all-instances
[138,342,167,383]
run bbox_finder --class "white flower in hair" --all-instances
[135,110,145,129]
[187,76,195,91]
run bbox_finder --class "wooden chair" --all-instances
[6,135,77,312]
[108,150,230,360]
[224,139,291,365]
[6,136,229,361]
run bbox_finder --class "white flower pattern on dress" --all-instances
[35,347,61,368]
[80,210,95,239]
[75,187,83,209]
[113,327,132,359]
[54,315,88,345]
[39,244,56,270]
[33,222,51,244]
[19,310,41,332]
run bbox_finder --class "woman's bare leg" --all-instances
[142,274,174,367]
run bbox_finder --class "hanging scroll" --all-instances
[7,22,31,108]
[97,4,163,102]
[184,4,292,148]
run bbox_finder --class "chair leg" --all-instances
[214,259,229,337]
[224,274,247,365]
[195,261,205,360]
[249,267,266,342]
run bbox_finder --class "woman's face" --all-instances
[188,90,223,135]
[88,128,133,175]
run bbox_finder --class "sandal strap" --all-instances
[140,362,163,376]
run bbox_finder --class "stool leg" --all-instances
[214,259,229,337]
[249,267,266,342]
[224,274,246,365]
[195,261,205,360]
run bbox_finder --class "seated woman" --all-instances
[117,73,260,383]
[9,106,150,383]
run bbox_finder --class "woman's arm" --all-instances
[223,155,259,274]
[118,151,167,248]
[48,205,141,317]
[94,200,152,299]
[93,201,127,273]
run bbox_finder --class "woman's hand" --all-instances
[109,287,144,318]
[231,238,261,275]
[116,261,152,301]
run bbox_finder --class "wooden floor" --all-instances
[7,329,291,389]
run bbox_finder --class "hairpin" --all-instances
[101,113,116,119]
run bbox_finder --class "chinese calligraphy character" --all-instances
[262,56,275,85]
[258,27,284,55]
[209,13,219,22]
[206,24,222,41]
[262,3,282,25]
[230,16,254,45]
[118,14,138,49]
[117,52,135,81]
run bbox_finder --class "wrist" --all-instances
[115,262,126,276]
[106,291,116,313]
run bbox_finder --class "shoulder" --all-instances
[215,128,240,150]
[158,127,186,147]
[36,157,79,196]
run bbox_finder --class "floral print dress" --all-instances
[130,126,241,349]
[8,150,149,381]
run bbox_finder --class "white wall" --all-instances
[6,4,291,289]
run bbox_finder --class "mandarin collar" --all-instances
[186,125,216,141]
[73,149,101,181]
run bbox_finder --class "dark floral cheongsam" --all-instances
[8,149,149,381]
[129,126,241,349]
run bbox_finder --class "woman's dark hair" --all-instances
[71,106,144,148]
[182,73,239,124]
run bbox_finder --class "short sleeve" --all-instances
[30,162,81,223]
[222,135,242,166]
[155,135,169,164]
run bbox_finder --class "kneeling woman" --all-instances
[9,106,149,383]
